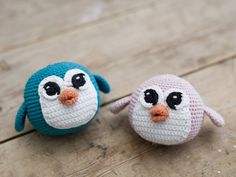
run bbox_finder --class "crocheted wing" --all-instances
[94,74,110,94]
[15,102,27,132]
[204,106,225,127]
[110,96,131,114]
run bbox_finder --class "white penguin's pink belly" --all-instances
[131,104,192,145]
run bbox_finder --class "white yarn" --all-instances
[139,85,164,108]
[38,69,98,129]
[64,69,89,90]
[38,76,64,100]
[131,88,192,145]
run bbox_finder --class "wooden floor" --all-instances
[0,0,236,176]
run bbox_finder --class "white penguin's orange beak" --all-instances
[149,104,169,123]
[59,88,78,106]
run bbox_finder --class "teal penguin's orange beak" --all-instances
[59,88,78,106]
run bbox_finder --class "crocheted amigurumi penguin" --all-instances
[110,74,224,145]
[15,62,110,135]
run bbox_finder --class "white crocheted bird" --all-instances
[110,74,224,145]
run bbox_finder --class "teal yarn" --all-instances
[15,102,27,132]
[94,74,111,94]
[15,62,110,135]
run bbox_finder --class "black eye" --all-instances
[72,73,86,89]
[144,89,158,105]
[43,82,60,96]
[166,92,182,110]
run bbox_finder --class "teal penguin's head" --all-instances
[15,62,110,135]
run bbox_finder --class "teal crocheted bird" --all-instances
[15,62,110,135]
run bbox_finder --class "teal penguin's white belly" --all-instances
[40,88,98,129]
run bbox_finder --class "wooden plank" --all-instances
[1,0,236,142]
[0,0,154,52]
[0,58,235,177]
[99,61,236,177]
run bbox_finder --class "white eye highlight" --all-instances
[164,89,189,110]
[64,69,89,90]
[38,76,63,100]
[139,85,163,108]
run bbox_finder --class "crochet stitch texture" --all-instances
[110,74,224,145]
[15,62,110,135]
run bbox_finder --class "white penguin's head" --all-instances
[131,85,192,145]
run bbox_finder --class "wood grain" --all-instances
[0,0,153,52]
[0,58,235,177]
[1,0,236,142]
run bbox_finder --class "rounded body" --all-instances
[110,74,224,145]
[24,62,101,135]
[128,75,204,145]
[15,61,110,136]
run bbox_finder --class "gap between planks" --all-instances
[70,146,155,177]
[0,53,235,145]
